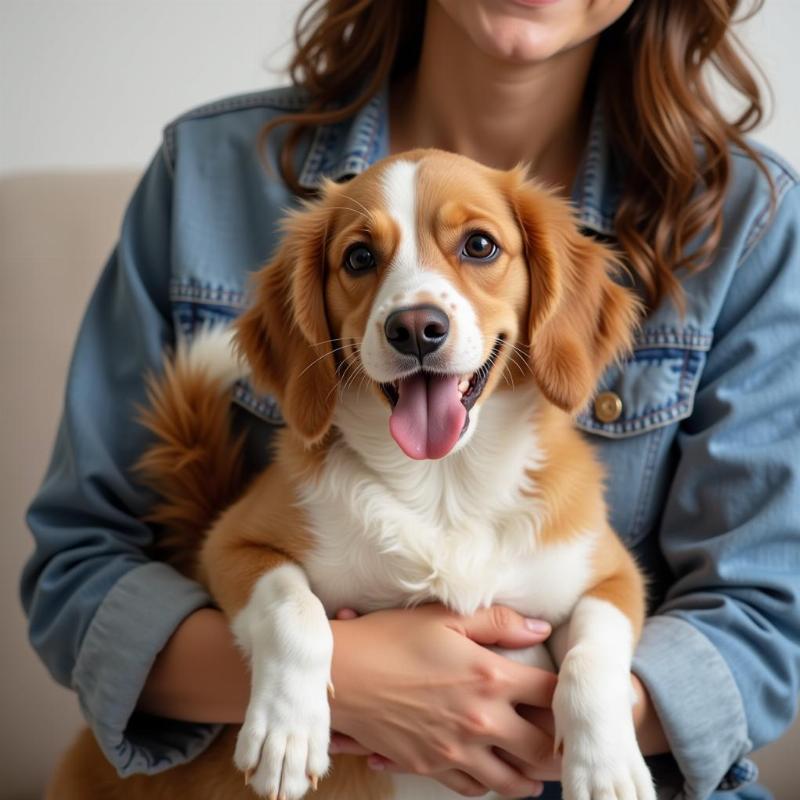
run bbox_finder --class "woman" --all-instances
[22,1,800,798]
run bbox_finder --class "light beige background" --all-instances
[2,2,799,798]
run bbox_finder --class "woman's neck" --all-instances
[390,3,598,193]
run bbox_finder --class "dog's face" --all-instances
[237,150,638,458]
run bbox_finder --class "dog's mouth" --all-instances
[380,338,504,460]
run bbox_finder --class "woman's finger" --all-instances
[516,703,556,736]
[505,661,559,707]
[495,747,562,784]
[455,605,552,649]
[328,733,372,755]
[490,709,558,772]
[434,770,492,797]
[367,754,399,770]
[462,750,545,798]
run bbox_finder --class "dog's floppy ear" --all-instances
[236,198,336,445]
[507,170,641,413]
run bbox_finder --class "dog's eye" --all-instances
[344,244,377,274]
[462,232,499,261]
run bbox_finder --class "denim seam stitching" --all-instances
[358,96,381,175]
[160,137,176,180]
[169,280,247,309]
[299,94,383,188]
[678,347,694,402]
[576,401,693,437]
[740,172,795,263]
[633,329,713,351]
[232,385,284,425]
[629,423,666,541]
[299,124,334,188]
[162,89,309,177]
[576,206,615,237]
[731,144,800,184]
[171,89,308,123]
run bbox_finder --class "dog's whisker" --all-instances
[332,347,368,399]
[324,204,375,225]
[337,355,359,380]
[500,365,515,389]
[506,341,532,362]
[336,350,362,377]
[296,344,352,379]
[505,350,528,375]
[343,362,367,394]
[334,194,374,222]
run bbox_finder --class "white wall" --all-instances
[1,0,799,174]
[1,0,305,174]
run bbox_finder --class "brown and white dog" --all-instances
[50,149,655,800]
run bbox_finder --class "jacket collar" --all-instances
[297,86,619,238]
[297,91,389,189]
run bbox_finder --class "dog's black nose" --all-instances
[385,304,450,361]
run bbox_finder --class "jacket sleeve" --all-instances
[20,143,221,776]
[632,184,800,799]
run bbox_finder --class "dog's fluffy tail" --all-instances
[136,326,250,580]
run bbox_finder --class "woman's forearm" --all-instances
[138,607,670,755]
[138,607,249,723]
[632,673,670,756]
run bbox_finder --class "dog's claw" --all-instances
[327,682,335,700]
[309,773,319,791]
[244,768,253,786]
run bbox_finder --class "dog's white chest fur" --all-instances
[299,386,595,623]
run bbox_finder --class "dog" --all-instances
[49,149,654,800]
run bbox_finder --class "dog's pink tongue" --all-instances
[389,373,466,460]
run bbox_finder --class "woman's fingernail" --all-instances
[367,757,385,771]
[525,619,551,634]
[530,781,544,797]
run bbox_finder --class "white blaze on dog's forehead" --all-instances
[358,156,485,381]
[381,159,420,270]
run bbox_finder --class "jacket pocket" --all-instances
[575,327,712,545]
[576,328,711,438]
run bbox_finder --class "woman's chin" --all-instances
[443,6,580,65]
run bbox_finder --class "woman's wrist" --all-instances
[632,672,670,756]
[328,617,369,734]
[138,607,250,724]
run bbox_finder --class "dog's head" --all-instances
[237,150,639,459]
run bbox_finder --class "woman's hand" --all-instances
[329,603,560,797]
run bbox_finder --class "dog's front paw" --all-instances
[232,569,334,798]
[554,649,655,800]
[234,674,331,799]
[560,738,655,800]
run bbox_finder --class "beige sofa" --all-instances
[0,171,796,799]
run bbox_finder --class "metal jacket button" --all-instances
[594,391,623,423]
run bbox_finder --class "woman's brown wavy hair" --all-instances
[261,0,771,310]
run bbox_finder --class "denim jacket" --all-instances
[21,85,800,800]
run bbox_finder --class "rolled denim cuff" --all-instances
[71,561,222,776]
[632,614,753,800]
